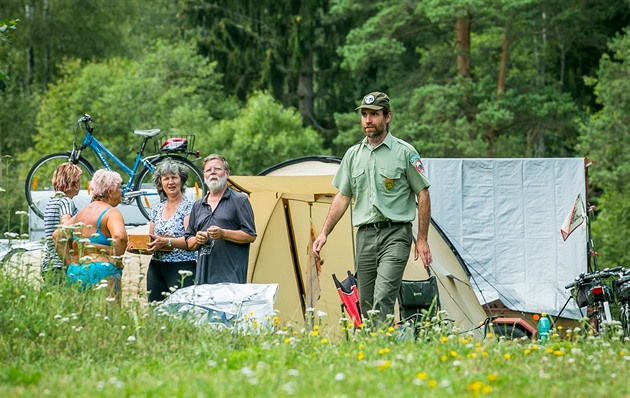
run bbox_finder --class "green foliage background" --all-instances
[0,0,629,266]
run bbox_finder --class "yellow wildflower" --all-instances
[416,372,428,380]
[376,360,391,371]
[467,381,483,392]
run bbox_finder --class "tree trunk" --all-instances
[497,28,509,97]
[455,14,471,78]
[44,0,50,89]
[25,0,34,87]
[298,50,315,127]
[297,1,315,127]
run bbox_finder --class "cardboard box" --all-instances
[128,234,173,252]
[128,234,152,252]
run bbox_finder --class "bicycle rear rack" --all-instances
[154,134,198,157]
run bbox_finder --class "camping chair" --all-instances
[332,271,362,328]
[397,269,440,330]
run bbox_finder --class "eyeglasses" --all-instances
[204,167,224,174]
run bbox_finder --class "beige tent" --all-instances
[230,159,488,337]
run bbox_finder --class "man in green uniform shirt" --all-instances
[313,91,432,325]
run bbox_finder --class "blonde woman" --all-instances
[60,169,128,297]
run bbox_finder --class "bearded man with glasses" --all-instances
[184,154,257,284]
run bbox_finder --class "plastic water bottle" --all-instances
[538,313,551,344]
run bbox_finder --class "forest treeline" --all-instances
[1,0,629,266]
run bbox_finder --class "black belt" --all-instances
[358,220,410,229]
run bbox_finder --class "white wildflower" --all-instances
[240,367,255,377]
[282,383,296,395]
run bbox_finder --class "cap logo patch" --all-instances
[364,95,375,104]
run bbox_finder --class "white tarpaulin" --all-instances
[158,283,279,330]
[423,158,587,319]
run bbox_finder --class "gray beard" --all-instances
[206,175,227,194]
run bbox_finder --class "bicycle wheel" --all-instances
[621,303,630,337]
[593,303,605,335]
[133,156,206,220]
[25,153,95,219]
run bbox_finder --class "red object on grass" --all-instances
[332,271,362,328]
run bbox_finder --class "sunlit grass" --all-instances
[1,259,629,397]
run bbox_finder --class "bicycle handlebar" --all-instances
[78,114,93,133]
[78,114,92,123]
[566,266,626,290]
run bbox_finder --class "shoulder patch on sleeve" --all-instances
[409,154,425,174]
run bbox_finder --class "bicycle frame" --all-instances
[72,121,160,203]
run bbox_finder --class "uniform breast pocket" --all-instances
[351,168,367,192]
[377,168,403,195]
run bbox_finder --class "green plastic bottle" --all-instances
[538,313,551,344]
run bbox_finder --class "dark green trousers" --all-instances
[355,223,412,323]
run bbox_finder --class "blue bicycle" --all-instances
[25,114,206,220]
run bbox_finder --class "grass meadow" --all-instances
[1,253,630,398]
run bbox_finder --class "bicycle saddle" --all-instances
[133,129,161,137]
